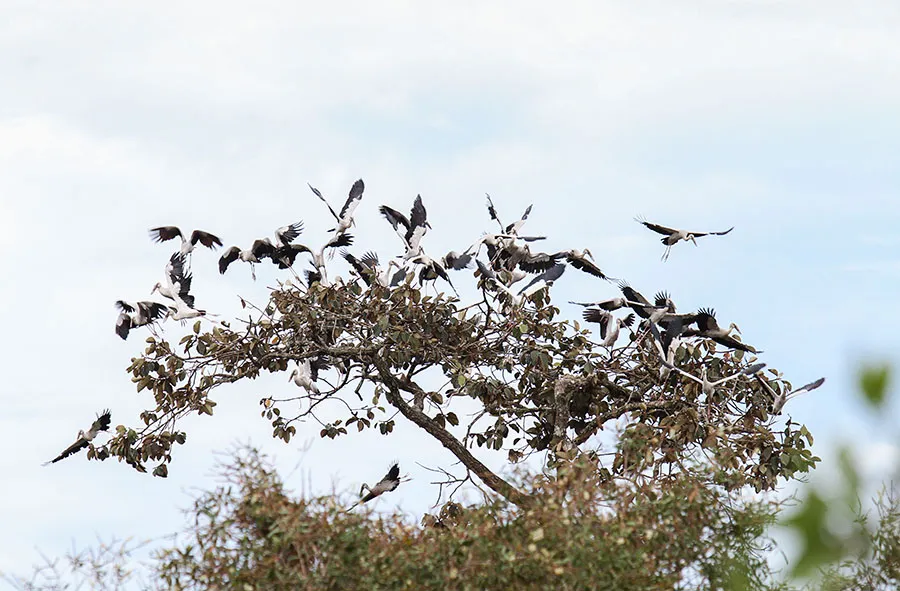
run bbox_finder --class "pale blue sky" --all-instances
[1,1,899,582]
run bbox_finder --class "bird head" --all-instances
[76,429,86,439]
[359,483,371,496]
[288,368,298,381]
[688,234,699,246]
[583,248,595,261]
[150,282,161,294]
[728,322,741,335]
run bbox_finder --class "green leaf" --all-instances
[859,364,891,408]
[153,464,169,478]
[446,412,459,426]
[193,320,201,334]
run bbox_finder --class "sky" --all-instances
[2,0,900,583]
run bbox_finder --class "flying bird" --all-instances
[218,239,278,280]
[273,221,304,247]
[616,281,663,319]
[681,308,759,353]
[343,250,406,288]
[115,300,168,340]
[347,463,402,511]
[663,361,767,397]
[380,194,431,259]
[151,253,195,308]
[757,376,825,415]
[43,410,112,465]
[582,309,636,347]
[635,217,734,261]
[148,227,222,256]
[309,179,364,235]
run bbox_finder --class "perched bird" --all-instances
[582,309,636,347]
[151,253,195,308]
[289,357,330,395]
[635,216,734,261]
[663,361,767,397]
[148,227,222,256]
[410,253,456,293]
[43,410,112,465]
[309,179,365,235]
[218,239,277,279]
[347,463,402,511]
[756,375,825,415]
[343,250,406,288]
[115,300,168,340]
[681,308,759,353]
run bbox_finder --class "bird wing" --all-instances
[326,233,354,250]
[360,251,380,268]
[702,226,734,237]
[485,193,502,228]
[710,334,758,353]
[654,291,672,308]
[115,300,135,313]
[44,437,89,465]
[567,254,608,279]
[338,179,365,220]
[190,230,223,249]
[793,377,826,395]
[115,313,132,340]
[379,205,411,234]
[309,356,330,382]
[305,268,322,285]
[518,251,564,273]
[505,204,533,234]
[635,217,678,236]
[218,246,241,274]
[582,309,610,338]
[276,221,304,245]
[343,251,372,285]
[142,302,170,321]
[148,226,183,243]
[405,195,428,251]
[692,308,719,332]
[444,251,473,270]
[90,410,112,436]
[251,239,276,259]
[309,183,341,222]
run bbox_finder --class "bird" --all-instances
[616,281,663,319]
[166,297,208,323]
[635,217,734,261]
[309,179,365,235]
[43,410,111,465]
[663,361,767,397]
[380,194,431,259]
[412,254,457,294]
[477,259,528,306]
[442,248,476,271]
[756,375,825,415]
[582,309,636,347]
[347,463,402,511]
[115,300,168,340]
[343,250,406,288]
[289,357,330,395]
[681,308,759,353]
[148,227,222,256]
[518,263,566,298]
[569,297,656,312]
[151,253,195,308]
[218,239,278,280]
[288,234,355,285]
[559,249,612,280]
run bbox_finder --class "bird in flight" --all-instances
[635,216,734,261]
[43,410,112,465]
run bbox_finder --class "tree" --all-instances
[48,186,823,586]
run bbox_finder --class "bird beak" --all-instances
[690,236,698,246]
[730,323,742,335]
[584,249,594,261]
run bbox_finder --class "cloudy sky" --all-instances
[2,0,899,581]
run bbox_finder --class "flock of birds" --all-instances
[44,180,825,509]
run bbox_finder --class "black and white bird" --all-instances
[151,253,195,308]
[757,376,825,415]
[43,410,111,465]
[167,297,208,323]
[570,297,656,313]
[663,361,767,397]
[287,234,355,285]
[149,227,222,256]
[309,179,364,235]
[343,251,406,288]
[616,281,663,319]
[381,195,431,260]
[518,263,566,297]
[485,194,534,236]
[289,357,330,395]
[558,249,611,280]
[442,248,476,271]
[115,300,168,340]
[347,463,402,511]
[635,217,734,261]
[477,259,529,307]
[218,239,277,280]
[582,309,636,347]
[681,308,759,353]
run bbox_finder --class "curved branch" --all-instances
[373,359,533,508]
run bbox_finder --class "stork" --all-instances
[582,309,635,347]
[663,361,767,397]
[115,300,168,340]
[151,253,195,308]
[757,376,825,415]
[343,250,406,288]
[616,281,663,319]
[218,239,277,280]
[167,297,209,323]
[148,227,222,256]
[309,179,365,235]
[43,410,111,465]
[442,248,476,271]
[289,357,330,395]
[347,463,402,511]
[518,263,566,298]
[635,217,734,261]
[681,308,759,353]
[477,259,528,307]
[380,194,430,259]
[410,253,456,294]
[569,297,657,312]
